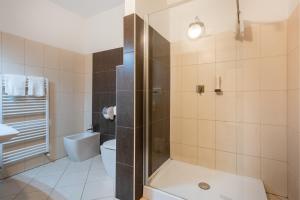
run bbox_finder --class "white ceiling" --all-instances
[49,0,124,18]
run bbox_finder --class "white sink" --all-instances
[0,124,19,143]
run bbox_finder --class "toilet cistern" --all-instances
[0,124,19,143]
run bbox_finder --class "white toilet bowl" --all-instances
[100,139,116,178]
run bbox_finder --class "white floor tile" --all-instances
[82,180,114,200]
[56,171,88,187]
[0,156,115,200]
[49,184,84,200]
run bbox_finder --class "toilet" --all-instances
[101,139,116,178]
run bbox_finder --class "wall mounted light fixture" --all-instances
[187,16,205,40]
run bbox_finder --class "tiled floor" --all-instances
[0,156,115,200]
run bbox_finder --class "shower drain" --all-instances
[198,182,210,190]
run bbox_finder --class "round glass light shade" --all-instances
[187,22,204,39]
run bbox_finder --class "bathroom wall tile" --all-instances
[262,159,287,197]
[2,32,25,64]
[116,91,134,128]
[25,40,44,67]
[216,61,236,91]
[93,70,116,93]
[44,46,60,69]
[260,22,287,57]
[116,163,133,200]
[181,145,198,164]
[198,63,215,92]
[238,23,261,59]
[170,92,182,117]
[216,32,237,62]
[181,92,197,118]
[216,121,237,153]
[287,90,299,132]
[237,123,260,156]
[170,118,182,143]
[117,53,134,92]
[287,7,299,52]
[59,72,74,93]
[198,120,215,149]
[181,119,197,146]
[236,59,260,91]
[198,148,215,169]
[170,143,183,160]
[2,62,25,74]
[261,125,287,162]
[260,56,287,91]
[198,36,215,64]
[261,91,287,126]
[124,14,134,53]
[287,48,299,90]
[181,65,198,91]
[237,155,261,178]
[59,50,74,72]
[197,92,215,120]
[25,66,44,76]
[181,52,198,66]
[116,127,134,166]
[73,54,85,74]
[216,92,236,122]
[236,92,260,123]
[171,67,182,91]
[216,151,237,174]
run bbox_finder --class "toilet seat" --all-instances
[102,139,116,150]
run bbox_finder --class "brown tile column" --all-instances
[116,14,144,200]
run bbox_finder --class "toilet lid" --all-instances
[102,139,116,150]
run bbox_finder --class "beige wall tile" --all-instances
[216,92,236,121]
[181,92,197,118]
[236,92,261,123]
[237,123,260,156]
[260,56,287,90]
[216,32,237,62]
[44,46,60,69]
[25,40,44,67]
[198,63,215,92]
[181,145,198,164]
[287,48,299,90]
[198,120,215,149]
[236,59,260,91]
[261,125,287,162]
[182,65,198,91]
[237,155,261,178]
[59,50,74,72]
[260,22,287,57]
[198,148,215,169]
[171,143,183,160]
[170,118,182,143]
[181,119,198,146]
[197,92,215,120]
[216,61,236,91]
[198,36,215,64]
[171,67,182,91]
[238,23,261,59]
[25,66,44,76]
[216,121,237,153]
[2,63,25,74]
[287,90,298,132]
[287,7,299,53]
[170,92,182,117]
[262,159,287,197]
[261,91,287,126]
[181,52,198,66]
[216,151,237,173]
[2,32,25,64]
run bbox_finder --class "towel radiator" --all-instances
[0,77,49,167]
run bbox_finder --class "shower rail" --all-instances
[0,76,49,167]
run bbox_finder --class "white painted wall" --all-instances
[148,0,292,42]
[0,0,85,53]
[83,4,124,53]
[0,0,124,53]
